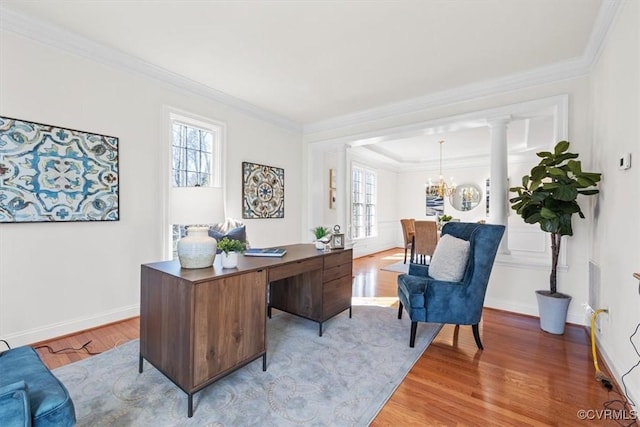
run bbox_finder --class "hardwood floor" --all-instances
[33,249,632,426]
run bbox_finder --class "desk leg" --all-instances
[138,354,143,373]
[349,306,352,318]
[262,353,267,371]
[319,322,323,337]
[188,393,193,418]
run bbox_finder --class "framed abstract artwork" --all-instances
[242,161,284,219]
[0,116,119,223]
[425,194,444,216]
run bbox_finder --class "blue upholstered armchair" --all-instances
[397,222,505,349]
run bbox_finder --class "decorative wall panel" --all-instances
[242,161,284,219]
[0,116,119,223]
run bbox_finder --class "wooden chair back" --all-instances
[413,220,439,264]
[400,218,415,263]
[400,218,415,247]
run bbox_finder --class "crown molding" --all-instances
[582,0,625,67]
[303,0,623,135]
[0,5,303,134]
[0,1,622,136]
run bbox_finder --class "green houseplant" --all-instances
[216,237,246,269]
[311,226,331,249]
[509,140,601,334]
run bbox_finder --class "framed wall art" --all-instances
[425,194,444,216]
[0,116,119,223]
[242,161,284,219]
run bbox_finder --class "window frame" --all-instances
[169,111,223,188]
[351,163,377,240]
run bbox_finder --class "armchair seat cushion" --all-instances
[0,346,75,427]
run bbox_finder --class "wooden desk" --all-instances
[139,244,353,417]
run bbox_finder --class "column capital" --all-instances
[485,115,512,128]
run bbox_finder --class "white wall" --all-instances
[589,0,640,408]
[0,31,302,346]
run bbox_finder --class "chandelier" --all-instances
[425,140,456,198]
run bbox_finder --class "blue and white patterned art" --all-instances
[242,161,284,219]
[425,195,444,216]
[0,116,119,223]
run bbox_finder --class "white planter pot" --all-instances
[315,241,326,250]
[221,251,239,269]
[536,290,572,335]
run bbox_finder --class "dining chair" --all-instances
[400,218,415,264]
[412,220,439,264]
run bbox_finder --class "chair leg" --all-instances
[472,324,483,350]
[410,322,417,348]
[397,301,403,319]
[404,247,408,264]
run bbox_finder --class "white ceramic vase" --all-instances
[177,226,217,269]
[315,240,326,250]
[221,251,239,269]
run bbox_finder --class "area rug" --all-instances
[54,306,441,426]
[380,261,410,274]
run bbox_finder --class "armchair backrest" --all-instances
[440,222,505,300]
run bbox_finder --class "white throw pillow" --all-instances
[428,234,471,282]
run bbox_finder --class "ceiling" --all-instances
[0,0,610,165]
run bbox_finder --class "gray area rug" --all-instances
[54,305,441,426]
[380,261,410,274]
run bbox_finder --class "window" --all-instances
[167,109,225,258]
[170,112,223,188]
[351,165,377,239]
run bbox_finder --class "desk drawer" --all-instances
[323,250,352,270]
[268,258,323,282]
[323,275,352,317]
[323,262,352,283]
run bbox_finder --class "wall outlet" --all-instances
[619,153,632,170]
[597,307,610,334]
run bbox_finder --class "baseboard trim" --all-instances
[484,297,586,326]
[597,337,639,411]
[3,305,139,348]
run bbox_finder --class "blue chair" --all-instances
[397,222,505,349]
[0,346,76,426]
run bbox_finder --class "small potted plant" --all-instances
[216,237,247,269]
[311,226,331,250]
[437,214,452,230]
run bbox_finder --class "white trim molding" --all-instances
[3,304,139,348]
[0,1,623,136]
[0,5,302,133]
[303,0,622,134]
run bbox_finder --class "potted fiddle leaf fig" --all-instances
[509,140,601,334]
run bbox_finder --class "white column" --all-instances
[487,116,510,254]
[336,145,348,238]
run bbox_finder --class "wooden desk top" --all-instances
[142,243,352,284]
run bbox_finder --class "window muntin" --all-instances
[351,165,377,239]
[170,114,221,188]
